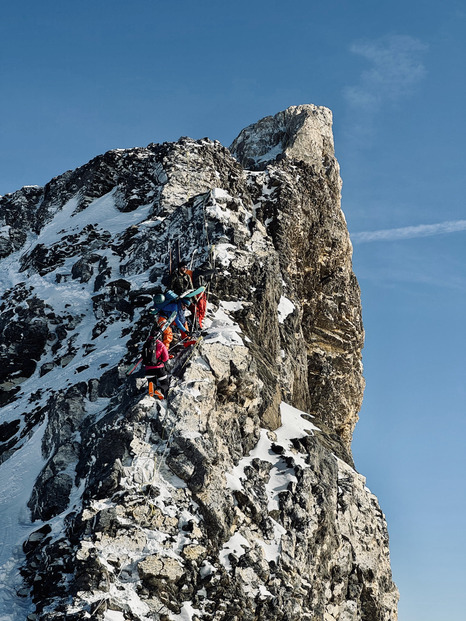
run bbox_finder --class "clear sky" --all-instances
[1,1,465,618]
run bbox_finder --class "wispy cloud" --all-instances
[345,35,428,110]
[343,34,428,145]
[351,219,466,244]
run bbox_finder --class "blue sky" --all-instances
[1,1,465,618]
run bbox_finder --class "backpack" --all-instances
[142,337,161,366]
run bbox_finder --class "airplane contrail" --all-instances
[351,219,466,243]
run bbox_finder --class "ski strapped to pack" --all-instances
[149,287,206,315]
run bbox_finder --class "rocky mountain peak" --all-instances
[230,104,336,172]
[0,106,398,620]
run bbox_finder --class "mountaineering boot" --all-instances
[148,381,163,399]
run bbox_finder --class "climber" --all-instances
[169,261,193,296]
[151,291,190,339]
[187,264,217,330]
[163,257,216,331]
[169,262,205,330]
[188,288,207,330]
[152,294,174,349]
[141,328,170,398]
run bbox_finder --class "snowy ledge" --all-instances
[203,302,244,347]
[221,403,319,569]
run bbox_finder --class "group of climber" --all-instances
[141,260,212,400]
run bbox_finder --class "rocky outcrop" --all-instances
[230,105,364,448]
[0,105,398,620]
[230,104,335,170]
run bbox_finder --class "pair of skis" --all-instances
[175,336,204,375]
[169,241,197,275]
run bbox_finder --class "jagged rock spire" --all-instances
[230,104,336,171]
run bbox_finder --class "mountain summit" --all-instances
[0,106,398,620]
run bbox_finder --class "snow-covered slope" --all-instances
[0,109,397,620]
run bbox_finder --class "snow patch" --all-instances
[213,243,236,267]
[0,421,48,619]
[171,601,203,621]
[211,188,232,201]
[205,306,244,346]
[255,142,284,164]
[220,300,243,312]
[219,532,250,571]
[259,519,287,562]
[104,611,125,621]
[277,296,295,323]
[35,191,153,247]
[225,402,318,562]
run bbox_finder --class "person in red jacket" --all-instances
[180,262,208,330]
[142,332,169,398]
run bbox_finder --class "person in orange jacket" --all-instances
[179,262,209,330]
[182,265,205,329]
[156,314,173,349]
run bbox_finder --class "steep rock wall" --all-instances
[0,105,398,620]
[230,104,364,447]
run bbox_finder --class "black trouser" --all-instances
[144,366,169,395]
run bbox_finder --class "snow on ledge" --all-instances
[223,402,319,565]
[277,295,295,323]
[219,532,250,571]
[211,187,233,201]
[204,302,244,346]
[171,600,203,621]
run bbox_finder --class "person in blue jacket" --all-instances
[151,291,190,339]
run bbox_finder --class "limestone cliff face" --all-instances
[230,104,364,449]
[0,105,398,620]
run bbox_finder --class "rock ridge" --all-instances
[0,104,398,620]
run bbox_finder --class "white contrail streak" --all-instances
[351,219,466,243]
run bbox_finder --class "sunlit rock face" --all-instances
[0,105,398,620]
[230,103,335,171]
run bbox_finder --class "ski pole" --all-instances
[190,248,197,270]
